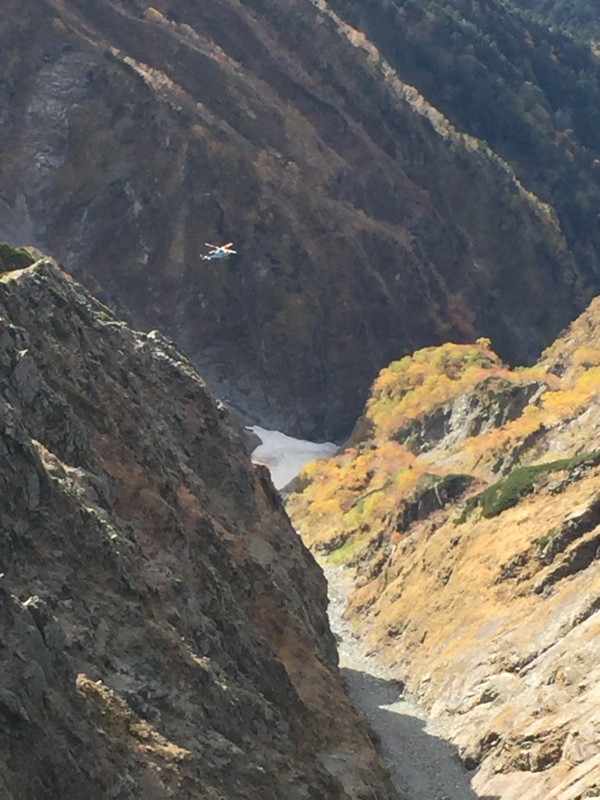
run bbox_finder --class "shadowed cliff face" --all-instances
[287,312,600,799]
[0,257,398,800]
[0,0,594,438]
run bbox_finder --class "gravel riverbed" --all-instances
[324,564,483,800]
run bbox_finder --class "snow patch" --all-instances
[249,425,337,490]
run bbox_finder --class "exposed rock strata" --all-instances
[288,313,600,799]
[0,257,398,800]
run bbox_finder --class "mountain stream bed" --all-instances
[324,564,482,800]
[252,428,484,798]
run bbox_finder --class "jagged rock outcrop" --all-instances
[2,0,599,437]
[0,255,398,800]
[287,314,600,799]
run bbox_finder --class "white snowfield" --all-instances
[249,425,337,489]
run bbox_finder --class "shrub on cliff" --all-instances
[458,451,600,520]
[0,242,34,274]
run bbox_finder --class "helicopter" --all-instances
[201,242,237,261]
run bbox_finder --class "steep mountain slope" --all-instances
[1,0,598,438]
[328,0,600,259]
[510,0,600,39]
[0,250,398,800]
[287,308,600,799]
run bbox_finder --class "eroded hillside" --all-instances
[0,250,398,800]
[287,312,600,799]
[2,0,599,437]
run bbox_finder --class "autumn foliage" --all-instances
[287,324,600,564]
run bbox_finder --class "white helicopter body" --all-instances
[201,242,237,261]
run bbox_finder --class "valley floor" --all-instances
[253,427,491,797]
[324,564,489,800]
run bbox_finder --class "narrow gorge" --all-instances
[324,564,482,800]
[2,0,600,797]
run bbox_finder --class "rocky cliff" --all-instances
[2,0,599,438]
[287,309,600,799]
[0,251,398,800]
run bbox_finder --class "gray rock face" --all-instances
[0,260,397,800]
[393,377,545,457]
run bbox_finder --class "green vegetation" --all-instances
[458,451,600,521]
[326,532,373,565]
[329,0,600,256]
[89,296,118,322]
[0,242,34,274]
[127,722,146,740]
[536,525,559,552]
[477,463,557,518]
[509,0,600,40]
